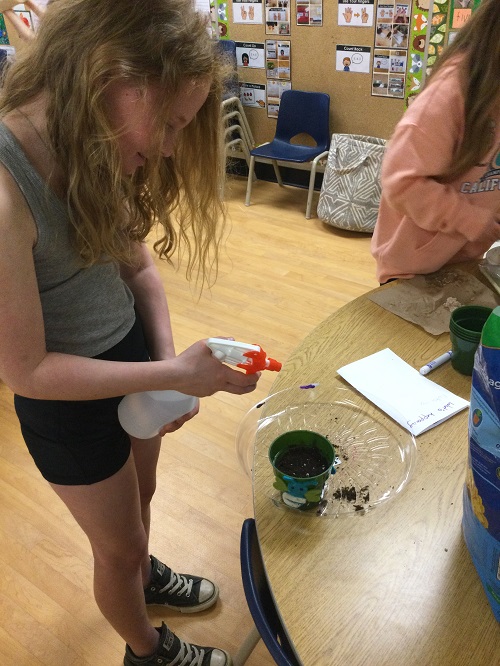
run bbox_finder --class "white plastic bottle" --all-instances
[118,338,281,440]
[118,390,198,439]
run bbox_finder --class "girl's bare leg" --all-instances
[50,451,160,658]
[130,434,162,583]
[130,434,162,541]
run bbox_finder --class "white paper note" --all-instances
[338,348,469,436]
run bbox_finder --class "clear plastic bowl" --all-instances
[236,382,417,518]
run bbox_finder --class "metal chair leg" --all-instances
[306,164,317,219]
[245,155,256,206]
[271,159,283,186]
[306,151,328,219]
[233,625,261,666]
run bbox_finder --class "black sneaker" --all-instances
[144,555,219,613]
[123,622,232,666]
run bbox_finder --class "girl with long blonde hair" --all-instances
[0,1,258,664]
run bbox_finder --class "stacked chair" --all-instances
[222,95,255,172]
[217,40,255,188]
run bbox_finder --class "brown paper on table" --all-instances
[368,268,500,335]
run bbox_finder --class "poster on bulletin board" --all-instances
[232,0,264,24]
[296,0,323,26]
[267,79,291,118]
[336,45,371,73]
[372,48,406,97]
[449,0,481,28]
[12,6,33,30]
[372,0,410,98]
[266,40,291,79]
[239,82,267,108]
[236,41,265,68]
[448,0,482,45]
[2,1,50,43]
[338,0,374,27]
[265,0,291,35]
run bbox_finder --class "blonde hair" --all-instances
[0,0,228,284]
[428,0,500,182]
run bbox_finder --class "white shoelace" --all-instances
[169,639,206,666]
[159,570,194,598]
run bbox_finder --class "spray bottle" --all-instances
[118,338,281,439]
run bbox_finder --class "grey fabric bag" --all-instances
[317,133,386,233]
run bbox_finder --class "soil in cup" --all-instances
[275,445,329,478]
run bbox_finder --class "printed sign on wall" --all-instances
[296,0,323,26]
[372,0,410,98]
[372,48,406,96]
[232,0,264,24]
[336,45,371,73]
[265,0,291,35]
[338,0,375,27]
[239,82,267,108]
[266,39,291,79]
[236,41,266,68]
[267,80,292,118]
[449,0,481,28]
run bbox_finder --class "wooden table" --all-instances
[253,282,500,666]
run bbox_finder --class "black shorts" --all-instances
[14,316,150,486]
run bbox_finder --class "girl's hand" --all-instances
[168,339,261,397]
[158,402,200,436]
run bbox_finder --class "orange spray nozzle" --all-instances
[237,347,282,374]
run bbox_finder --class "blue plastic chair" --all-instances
[245,90,330,219]
[234,518,301,666]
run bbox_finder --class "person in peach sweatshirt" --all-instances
[371,0,500,284]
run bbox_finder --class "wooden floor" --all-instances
[0,176,379,665]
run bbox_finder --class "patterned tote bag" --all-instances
[317,134,386,233]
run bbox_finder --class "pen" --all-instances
[419,350,454,376]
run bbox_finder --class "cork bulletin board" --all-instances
[228,0,407,147]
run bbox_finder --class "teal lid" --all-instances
[481,306,500,347]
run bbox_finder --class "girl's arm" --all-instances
[0,169,259,401]
[119,242,176,362]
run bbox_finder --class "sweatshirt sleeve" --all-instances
[381,68,498,243]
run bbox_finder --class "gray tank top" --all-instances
[0,122,136,357]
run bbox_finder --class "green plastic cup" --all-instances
[449,305,492,376]
[269,430,335,511]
